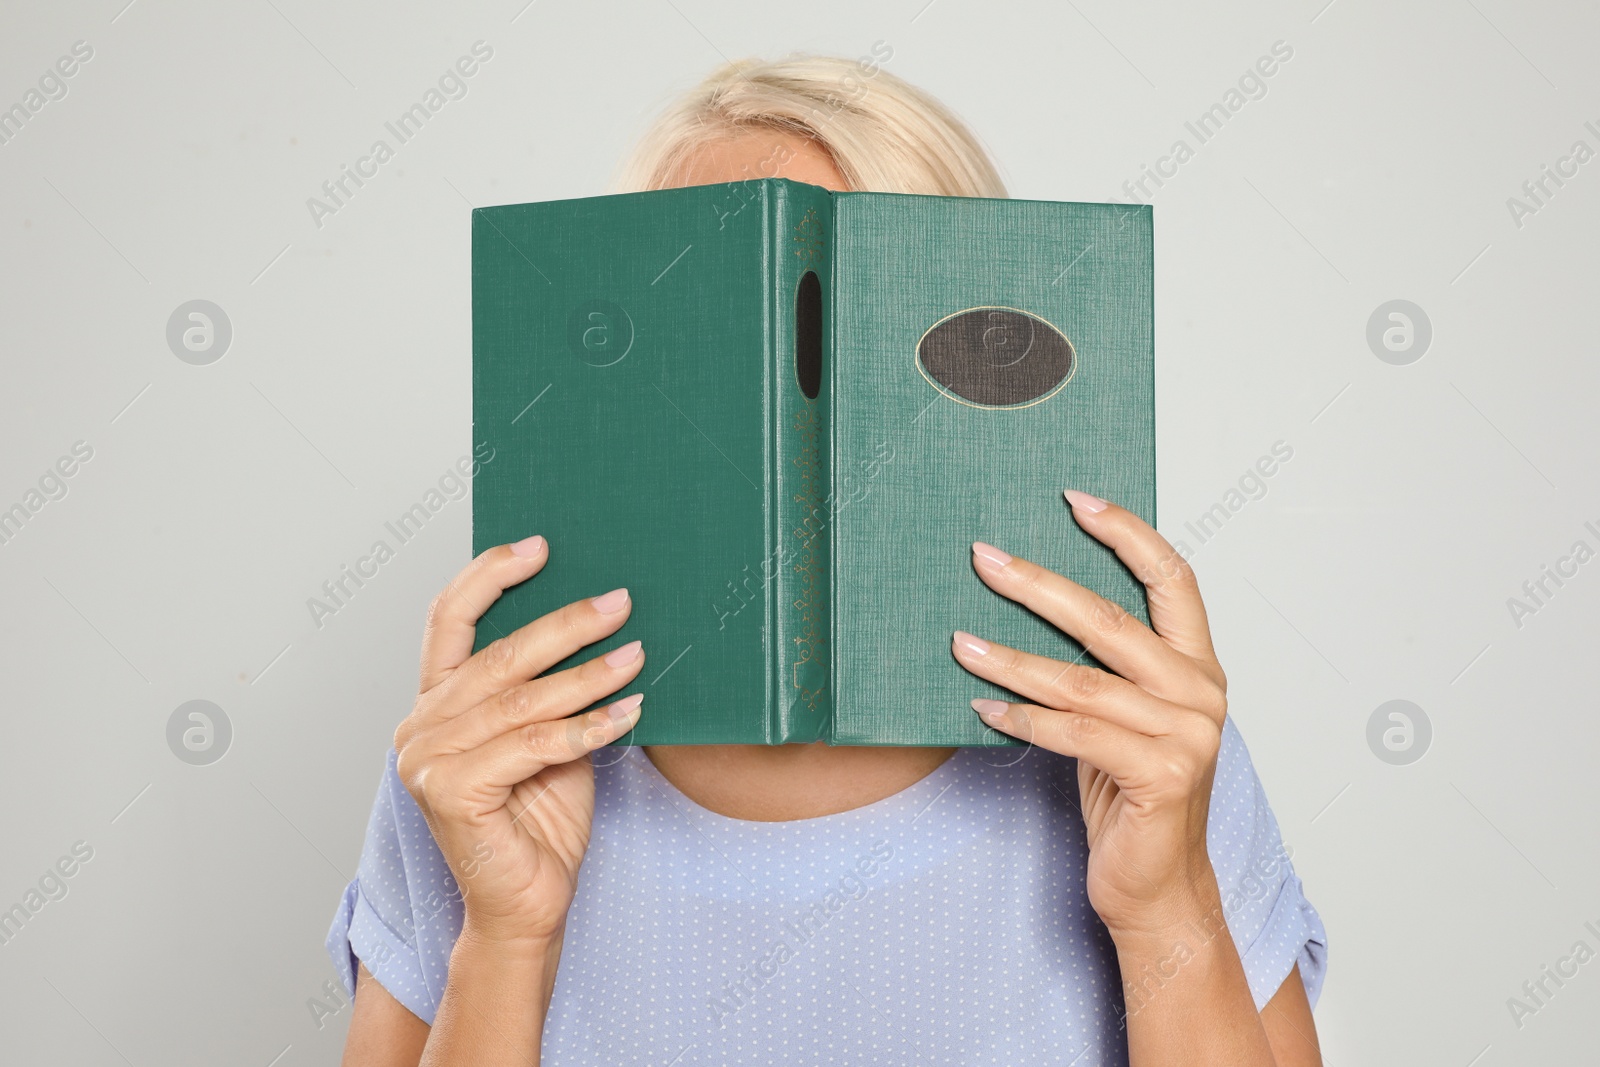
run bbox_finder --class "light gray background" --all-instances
[1,0,1595,1062]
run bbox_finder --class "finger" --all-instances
[434,693,644,797]
[952,631,1197,734]
[968,541,1204,699]
[427,639,646,753]
[420,536,550,693]
[1061,490,1218,669]
[428,585,635,727]
[971,698,1156,781]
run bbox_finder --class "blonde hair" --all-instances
[608,52,1008,198]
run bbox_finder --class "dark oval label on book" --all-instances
[916,307,1075,408]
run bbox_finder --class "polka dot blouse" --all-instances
[327,716,1327,1064]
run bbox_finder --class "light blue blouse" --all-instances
[328,717,1326,1064]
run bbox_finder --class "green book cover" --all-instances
[471,178,1154,746]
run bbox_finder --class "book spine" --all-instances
[770,180,833,743]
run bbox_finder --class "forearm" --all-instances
[421,922,562,1067]
[1112,873,1277,1067]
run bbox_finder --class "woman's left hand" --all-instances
[953,489,1229,941]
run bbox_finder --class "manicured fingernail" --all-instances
[606,693,644,721]
[971,698,1009,723]
[1063,489,1108,513]
[591,587,630,614]
[953,630,990,657]
[510,535,546,557]
[972,541,1012,571]
[604,639,641,667]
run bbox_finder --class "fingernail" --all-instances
[510,535,546,557]
[972,541,1012,571]
[953,630,990,657]
[1063,489,1108,513]
[604,639,641,668]
[971,698,1009,723]
[591,587,630,614]
[606,693,644,722]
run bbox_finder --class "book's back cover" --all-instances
[471,184,776,745]
[829,195,1155,746]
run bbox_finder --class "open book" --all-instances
[470,178,1154,745]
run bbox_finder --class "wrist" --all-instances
[448,918,565,1027]
[429,916,562,1065]
[457,914,565,963]
[1102,861,1226,956]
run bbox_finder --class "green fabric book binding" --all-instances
[471,179,1154,746]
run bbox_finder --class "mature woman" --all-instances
[328,53,1328,1066]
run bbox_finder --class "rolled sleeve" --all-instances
[1209,716,1329,1010]
[325,748,463,1025]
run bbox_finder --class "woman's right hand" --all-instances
[393,535,645,948]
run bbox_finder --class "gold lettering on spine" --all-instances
[793,206,824,262]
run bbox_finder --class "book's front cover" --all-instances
[829,195,1155,746]
[471,183,777,745]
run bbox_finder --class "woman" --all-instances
[328,53,1328,1066]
